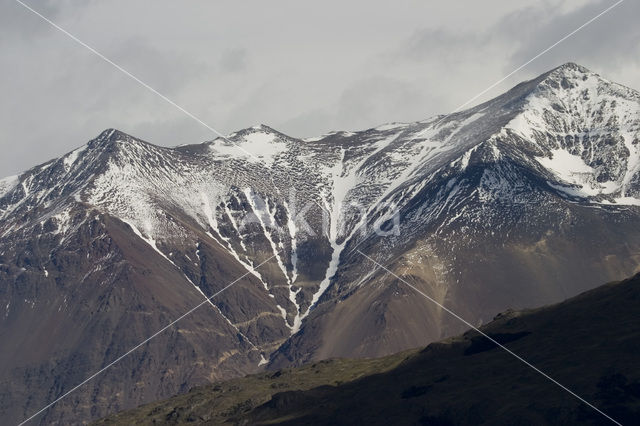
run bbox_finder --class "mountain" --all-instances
[1,63,640,423]
[96,272,640,425]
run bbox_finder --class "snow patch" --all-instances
[210,131,286,166]
[52,210,72,235]
[121,218,171,261]
[537,149,618,197]
[200,192,271,292]
[611,196,640,206]
[0,175,18,199]
[244,188,303,333]
[375,122,407,131]
[63,145,87,170]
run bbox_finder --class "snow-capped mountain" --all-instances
[1,63,640,423]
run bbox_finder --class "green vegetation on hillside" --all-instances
[96,273,640,425]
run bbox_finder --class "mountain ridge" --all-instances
[3,62,627,182]
[2,62,640,424]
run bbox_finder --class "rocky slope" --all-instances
[1,63,640,423]
[275,62,640,365]
[96,273,640,425]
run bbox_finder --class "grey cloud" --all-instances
[0,0,94,42]
[504,0,640,84]
[1,0,638,177]
[220,48,248,73]
[279,76,443,136]
[279,109,335,137]
[398,29,488,64]
[108,37,211,96]
[334,76,431,131]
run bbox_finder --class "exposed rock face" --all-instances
[1,63,640,423]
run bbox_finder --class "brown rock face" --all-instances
[1,63,640,423]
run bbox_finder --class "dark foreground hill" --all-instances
[96,272,640,425]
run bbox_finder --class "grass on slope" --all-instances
[94,349,414,425]
[97,273,640,425]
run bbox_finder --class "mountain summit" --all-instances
[1,64,639,423]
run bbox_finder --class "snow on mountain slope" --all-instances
[209,125,288,166]
[0,64,640,417]
[1,65,640,423]
[2,64,640,334]
[0,175,18,200]
[268,63,640,365]
[504,63,640,204]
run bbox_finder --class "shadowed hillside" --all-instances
[96,272,640,425]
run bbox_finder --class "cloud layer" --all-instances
[1,0,637,175]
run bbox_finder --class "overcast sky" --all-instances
[1,0,638,176]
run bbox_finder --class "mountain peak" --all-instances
[551,62,591,74]
[96,128,133,142]
[92,128,153,147]
[241,124,286,138]
[537,62,597,87]
[86,129,152,156]
[251,123,274,131]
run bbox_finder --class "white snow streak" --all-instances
[244,188,302,333]
[63,145,87,170]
